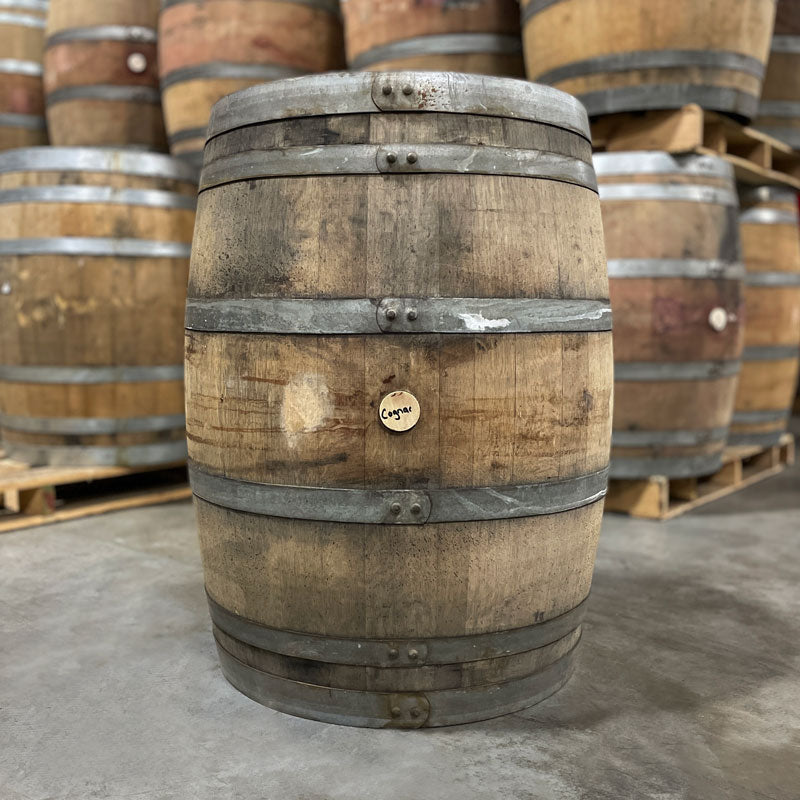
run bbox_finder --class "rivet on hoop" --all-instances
[410,707,421,718]
[406,309,418,321]
[406,152,418,164]
[390,502,402,515]
[402,85,413,96]
[385,308,398,321]
[391,706,401,718]
[388,648,399,660]
[382,85,393,96]
[386,152,398,164]
[408,649,419,660]
[410,503,422,515]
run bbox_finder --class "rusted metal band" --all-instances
[188,463,609,525]
[0,58,42,76]
[0,413,185,435]
[614,361,741,381]
[612,428,728,447]
[533,50,766,87]
[610,453,723,480]
[45,25,157,48]
[1,440,187,467]
[0,365,184,383]
[207,72,591,142]
[185,297,612,334]
[350,33,523,70]
[214,631,577,728]
[606,258,744,280]
[199,145,597,192]
[742,345,800,361]
[46,85,161,106]
[161,61,305,90]
[0,185,196,209]
[0,112,45,130]
[0,237,191,258]
[208,592,589,668]
[0,147,198,181]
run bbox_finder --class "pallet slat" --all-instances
[605,434,795,520]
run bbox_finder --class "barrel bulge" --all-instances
[522,0,776,121]
[596,151,745,479]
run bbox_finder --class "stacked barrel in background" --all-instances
[731,187,800,445]
[754,0,800,147]
[159,0,346,172]
[0,0,48,150]
[341,0,523,75]
[596,153,745,478]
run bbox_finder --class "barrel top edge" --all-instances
[205,71,592,144]
[593,150,734,179]
[0,147,199,183]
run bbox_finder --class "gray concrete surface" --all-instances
[1,460,798,800]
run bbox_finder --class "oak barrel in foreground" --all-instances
[595,152,745,479]
[521,0,776,121]
[158,0,345,173]
[0,0,48,150]
[186,72,613,728]
[731,186,800,447]
[0,147,196,466]
[341,0,523,76]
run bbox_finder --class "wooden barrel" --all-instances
[730,186,800,447]
[595,152,745,479]
[521,0,776,121]
[186,72,612,728]
[0,0,48,150]
[341,0,523,76]
[0,148,196,466]
[158,0,345,174]
[43,0,166,149]
[754,1,800,148]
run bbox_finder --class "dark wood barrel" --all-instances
[521,0,776,121]
[0,0,48,150]
[186,72,613,728]
[0,148,196,466]
[342,0,523,76]
[595,152,745,479]
[158,0,345,174]
[754,0,800,148]
[731,186,800,447]
[43,0,166,149]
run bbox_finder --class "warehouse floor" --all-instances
[1,459,798,800]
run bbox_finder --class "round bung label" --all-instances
[379,391,420,433]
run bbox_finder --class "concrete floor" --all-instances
[1,462,798,800]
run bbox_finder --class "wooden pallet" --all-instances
[0,453,191,533]
[592,104,800,190]
[604,434,795,521]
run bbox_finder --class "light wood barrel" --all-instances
[521,0,776,121]
[342,0,523,76]
[187,72,612,728]
[595,152,745,478]
[44,0,166,149]
[158,0,345,174]
[731,186,800,446]
[754,1,800,148]
[0,0,48,150]
[0,148,196,466]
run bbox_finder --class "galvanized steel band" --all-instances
[0,147,197,181]
[207,72,591,142]
[350,33,523,71]
[185,297,612,335]
[0,237,191,258]
[0,365,184,383]
[598,183,738,206]
[0,185,196,209]
[609,453,723,480]
[739,185,798,205]
[199,145,598,192]
[0,10,44,27]
[168,126,206,147]
[740,207,799,225]
[755,126,800,149]
[742,345,800,361]
[0,58,42,76]
[732,409,789,424]
[770,35,800,54]
[0,413,185,435]
[0,112,45,130]
[612,428,728,447]
[161,0,340,12]
[614,361,741,382]
[214,632,576,728]
[161,61,306,91]
[593,151,733,179]
[726,432,786,448]
[606,258,745,280]
[46,85,161,106]
[188,464,609,525]
[745,271,800,287]
[45,25,157,48]
[532,50,766,87]
[208,592,588,668]
[0,0,47,11]
[1,440,188,468]
[758,100,800,119]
